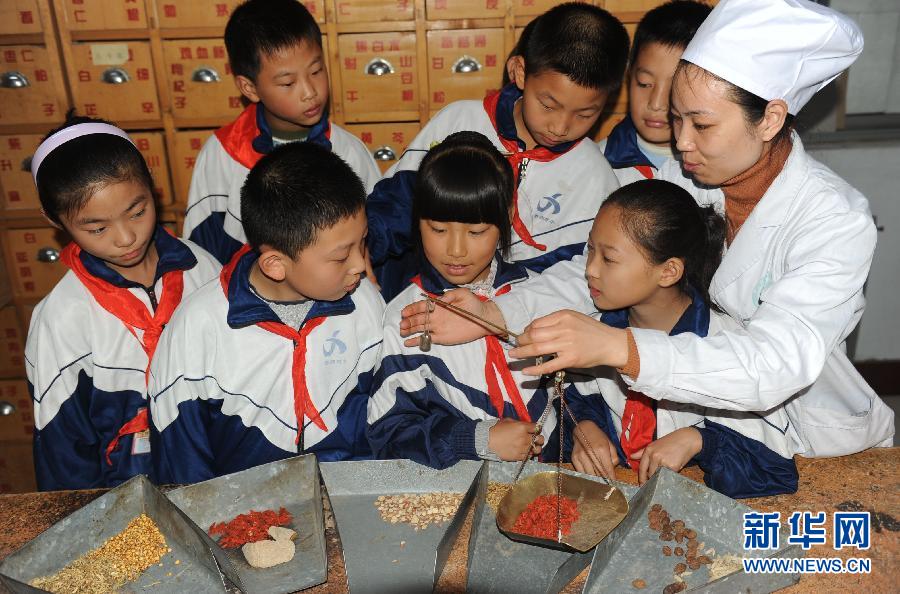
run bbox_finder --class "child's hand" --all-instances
[488,418,543,461]
[571,420,619,480]
[631,427,703,484]
[399,288,505,347]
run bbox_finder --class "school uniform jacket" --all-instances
[496,133,894,458]
[597,115,660,186]
[26,227,220,491]
[366,84,619,299]
[367,257,556,469]
[149,247,385,485]
[182,103,381,265]
[564,290,798,499]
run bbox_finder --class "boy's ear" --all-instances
[256,246,289,282]
[658,257,685,288]
[509,56,526,91]
[235,74,261,104]
[40,208,63,230]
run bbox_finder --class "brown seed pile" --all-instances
[486,482,512,512]
[647,503,713,593]
[31,514,168,594]
[374,493,464,531]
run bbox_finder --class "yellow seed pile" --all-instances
[374,493,464,531]
[486,482,512,512]
[31,514,169,594]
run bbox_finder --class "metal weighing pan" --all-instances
[166,454,327,594]
[581,468,802,593]
[467,461,637,594]
[319,459,482,594]
[0,475,239,593]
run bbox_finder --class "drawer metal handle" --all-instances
[0,401,14,416]
[36,247,60,263]
[0,71,30,88]
[373,146,396,161]
[452,56,482,74]
[365,58,394,76]
[101,67,130,84]
[191,66,221,83]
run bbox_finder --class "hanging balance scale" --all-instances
[419,294,629,553]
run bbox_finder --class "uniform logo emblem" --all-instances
[537,193,562,215]
[324,330,347,357]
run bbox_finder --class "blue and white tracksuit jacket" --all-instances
[148,248,385,484]
[367,257,557,470]
[182,103,381,265]
[563,288,798,499]
[366,84,619,299]
[26,227,220,490]
[597,115,660,186]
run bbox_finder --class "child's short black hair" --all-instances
[630,1,711,67]
[225,0,322,81]
[520,2,629,93]
[36,112,154,226]
[413,131,514,257]
[241,142,365,257]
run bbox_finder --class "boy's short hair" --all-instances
[241,142,365,257]
[630,1,711,66]
[520,2,629,93]
[225,0,322,81]
[37,112,154,226]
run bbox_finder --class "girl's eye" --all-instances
[539,102,552,111]
[312,68,323,75]
[429,226,446,234]
[131,208,146,220]
[637,82,651,89]
[603,256,614,264]
[89,228,105,236]
[694,124,709,131]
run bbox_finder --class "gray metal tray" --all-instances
[581,467,802,593]
[0,475,239,593]
[320,459,482,594]
[166,454,326,594]
[467,461,638,594]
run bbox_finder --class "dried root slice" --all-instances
[267,526,297,542]
[242,538,296,569]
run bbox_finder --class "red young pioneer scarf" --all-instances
[483,90,576,252]
[60,239,185,464]
[220,246,328,446]
[635,165,655,180]
[620,390,656,471]
[412,276,531,422]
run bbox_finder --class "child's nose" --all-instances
[447,232,467,258]
[548,113,572,138]
[649,83,668,113]
[114,224,136,247]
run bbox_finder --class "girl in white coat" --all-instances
[396,0,894,473]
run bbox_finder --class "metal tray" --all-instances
[319,459,482,594]
[166,454,326,594]
[467,461,637,594]
[0,475,238,593]
[581,467,802,593]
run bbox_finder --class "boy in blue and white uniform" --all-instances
[183,0,380,265]
[367,3,627,299]
[27,116,220,490]
[150,142,384,484]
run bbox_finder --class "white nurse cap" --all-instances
[681,0,863,114]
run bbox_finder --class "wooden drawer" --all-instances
[60,0,149,30]
[155,0,325,28]
[130,131,173,206]
[0,439,36,494]
[338,32,418,121]
[0,45,66,126]
[0,381,33,441]
[335,0,414,23]
[514,0,566,17]
[0,0,43,35]
[0,308,25,380]
[163,39,239,122]
[426,0,504,21]
[172,129,215,206]
[0,134,42,211]
[4,227,69,299]
[344,122,420,173]
[591,111,626,143]
[21,305,34,335]
[427,29,503,113]
[70,41,160,123]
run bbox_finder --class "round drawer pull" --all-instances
[373,146,397,161]
[365,58,395,76]
[192,66,221,83]
[0,401,14,416]
[101,67,130,84]
[36,247,60,263]
[452,56,482,74]
[0,71,30,88]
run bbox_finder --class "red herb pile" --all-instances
[208,507,293,549]
[512,495,580,539]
